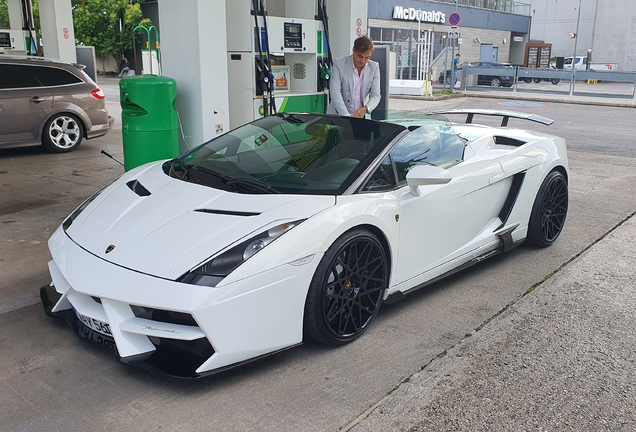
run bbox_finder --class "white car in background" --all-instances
[41,110,569,378]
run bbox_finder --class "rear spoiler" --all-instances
[428,109,554,127]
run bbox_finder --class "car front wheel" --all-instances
[304,229,388,345]
[490,77,502,87]
[42,114,84,153]
[527,170,568,247]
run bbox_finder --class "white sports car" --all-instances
[41,110,569,378]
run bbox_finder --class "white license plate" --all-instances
[74,309,112,336]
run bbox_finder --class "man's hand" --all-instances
[353,106,368,118]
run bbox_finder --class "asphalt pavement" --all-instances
[347,213,636,431]
[1,78,635,431]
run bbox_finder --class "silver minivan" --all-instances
[0,56,114,153]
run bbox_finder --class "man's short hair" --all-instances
[456,53,461,57]
[353,36,374,53]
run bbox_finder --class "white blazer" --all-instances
[327,55,381,116]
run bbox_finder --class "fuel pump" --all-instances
[316,0,333,112]
[0,0,36,55]
[226,0,361,128]
[252,0,277,117]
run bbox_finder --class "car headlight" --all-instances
[178,220,305,287]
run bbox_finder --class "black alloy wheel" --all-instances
[304,230,388,345]
[527,170,569,247]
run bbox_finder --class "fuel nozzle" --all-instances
[320,66,331,81]
[257,70,269,95]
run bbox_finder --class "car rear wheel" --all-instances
[533,78,542,83]
[521,77,532,83]
[304,229,388,345]
[527,171,568,247]
[42,114,84,153]
[490,77,502,87]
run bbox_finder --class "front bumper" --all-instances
[43,226,320,378]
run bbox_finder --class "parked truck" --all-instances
[564,56,618,71]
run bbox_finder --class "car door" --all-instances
[389,125,505,286]
[0,63,53,144]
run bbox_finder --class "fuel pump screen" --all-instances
[0,32,11,48]
[284,23,302,49]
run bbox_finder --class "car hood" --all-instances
[64,162,335,280]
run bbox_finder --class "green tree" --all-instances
[72,0,150,72]
[0,1,9,29]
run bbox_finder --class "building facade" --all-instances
[367,0,533,78]
[529,0,635,71]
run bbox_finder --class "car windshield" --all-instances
[167,113,404,195]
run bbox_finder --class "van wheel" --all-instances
[42,114,83,153]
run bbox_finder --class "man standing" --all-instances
[453,53,462,87]
[327,36,381,118]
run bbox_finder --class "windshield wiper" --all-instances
[195,166,278,194]
[171,158,198,182]
[227,177,279,194]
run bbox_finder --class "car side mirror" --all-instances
[406,165,452,196]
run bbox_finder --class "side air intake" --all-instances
[498,172,526,224]
[494,136,526,147]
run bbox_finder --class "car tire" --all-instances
[490,77,502,87]
[527,170,568,247]
[303,229,388,345]
[533,78,542,83]
[42,113,84,153]
[521,77,532,83]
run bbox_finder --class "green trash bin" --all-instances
[120,75,179,171]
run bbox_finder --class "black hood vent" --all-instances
[194,209,260,217]
[127,180,151,197]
